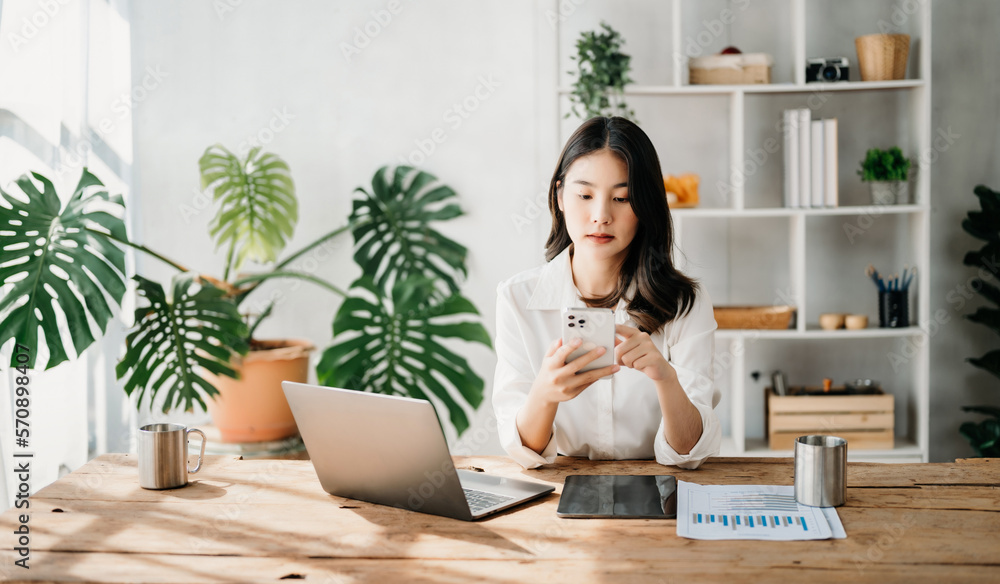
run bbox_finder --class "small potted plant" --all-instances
[959,183,1000,457]
[2,150,490,444]
[567,21,636,122]
[858,146,913,205]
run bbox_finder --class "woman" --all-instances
[492,116,721,470]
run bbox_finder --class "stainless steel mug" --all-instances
[794,435,847,507]
[138,423,207,490]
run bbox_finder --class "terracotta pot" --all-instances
[204,339,314,443]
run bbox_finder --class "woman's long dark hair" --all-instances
[545,116,698,334]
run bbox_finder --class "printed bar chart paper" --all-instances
[676,481,846,541]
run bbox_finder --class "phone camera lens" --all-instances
[568,323,575,327]
[579,319,586,324]
[568,315,575,320]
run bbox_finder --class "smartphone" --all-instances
[561,307,616,373]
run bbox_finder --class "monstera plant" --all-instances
[960,183,1000,457]
[1,153,490,436]
[318,166,491,433]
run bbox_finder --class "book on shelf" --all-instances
[823,118,839,208]
[782,109,839,208]
[810,119,824,208]
[783,109,799,208]
[797,108,810,209]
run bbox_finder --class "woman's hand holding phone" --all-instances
[613,324,677,382]
[528,337,621,404]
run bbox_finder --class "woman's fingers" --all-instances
[545,337,563,358]
[615,324,639,338]
[566,345,608,374]
[554,337,582,364]
[615,338,641,365]
[570,363,620,390]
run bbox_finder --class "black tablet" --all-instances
[556,475,677,519]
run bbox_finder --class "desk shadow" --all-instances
[345,500,540,556]
[156,480,229,500]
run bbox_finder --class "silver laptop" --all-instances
[282,381,555,521]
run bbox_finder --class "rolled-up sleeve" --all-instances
[491,284,559,469]
[653,292,722,469]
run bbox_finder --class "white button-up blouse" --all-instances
[491,246,722,470]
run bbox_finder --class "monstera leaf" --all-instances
[350,166,467,298]
[116,274,248,413]
[0,170,127,369]
[316,276,491,435]
[199,145,297,273]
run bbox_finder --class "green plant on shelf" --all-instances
[959,183,1000,457]
[858,146,912,182]
[566,21,637,122]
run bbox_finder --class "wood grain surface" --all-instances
[0,455,996,583]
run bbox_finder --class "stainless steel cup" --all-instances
[138,423,207,490]
[794,435,847,507]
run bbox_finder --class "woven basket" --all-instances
[855,33,910,81]
[713,305,795,330]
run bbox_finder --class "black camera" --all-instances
[806,57,850,82]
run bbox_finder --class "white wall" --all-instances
[128,0,556,453]
[126,0,1000,462]
[928,1,1000,462]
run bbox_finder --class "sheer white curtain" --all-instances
[0,0,136,509]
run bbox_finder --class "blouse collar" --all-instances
[526,245,631,313]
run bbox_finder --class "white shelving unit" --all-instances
[550,0,931,463]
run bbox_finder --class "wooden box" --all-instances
[765,387,894,450]
[689,53,773,85]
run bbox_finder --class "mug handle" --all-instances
[186,428,207,474]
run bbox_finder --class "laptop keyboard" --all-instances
[463,488,515,513]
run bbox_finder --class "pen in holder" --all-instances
[866,264,914,328]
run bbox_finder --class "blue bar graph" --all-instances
[677,482,841,541]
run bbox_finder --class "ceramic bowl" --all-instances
[819,313,846,330]
[845,314,869,330]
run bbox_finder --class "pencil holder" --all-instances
[878,290,909,328]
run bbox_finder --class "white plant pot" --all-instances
[870,181,909,205]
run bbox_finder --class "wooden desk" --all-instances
[0,455,997,583]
